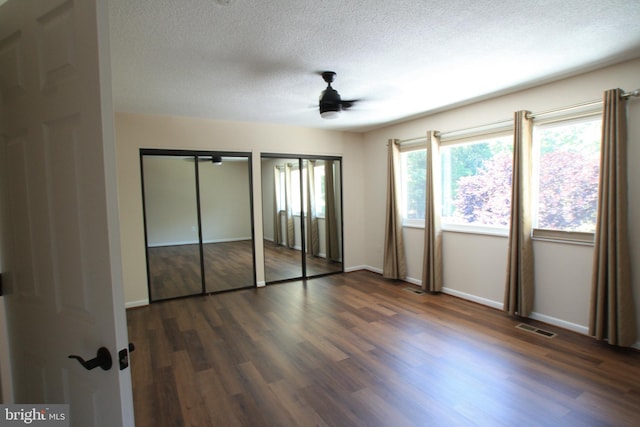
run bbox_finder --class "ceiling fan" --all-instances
[318,71,358,119]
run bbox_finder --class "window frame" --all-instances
[439,130,514,235]
[314,163,326,218]
[399,142,427,228]
[531,111,602,244]
[275,162,328,219]
[395,108,602,245]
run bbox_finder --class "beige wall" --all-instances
[114,113,365,305]
[363,58,640,346]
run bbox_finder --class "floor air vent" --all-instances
[516,323,557,338]
[403,287,426,295]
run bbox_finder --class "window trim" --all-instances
[439,131,514,233]
[441,223,509,237]
[396,107,602,244]
[399,146,427,226]
[531,112,602,244]
[532,229,594,245]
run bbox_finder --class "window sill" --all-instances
[402,222,595,245]
[442,223,509,237]
[402,221,509,237]
[532,229,594,246]
[402,219,425,229]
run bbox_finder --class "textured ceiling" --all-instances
[107,0,640,132]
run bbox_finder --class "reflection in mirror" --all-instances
[304,158,343,277]
[141,151,255,302]
[198,156,254,292]
[142,155,202,300]
[261,158,304,282]
[261,156,343,283]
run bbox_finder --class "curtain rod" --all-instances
[397,136,425,145]
[622,88,640,98]
[437,119,513,139]
[397,88,640,144]
[528,88,640,119]
[397,118,513,145]
[526,99,601,119]
[397,119,513,145]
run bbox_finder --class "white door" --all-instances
[0,0,134,425]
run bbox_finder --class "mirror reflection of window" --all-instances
[261,156,343,284]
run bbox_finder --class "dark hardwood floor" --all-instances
[127,270,640,427]
[263,240,342,282]
[147,241,255,300]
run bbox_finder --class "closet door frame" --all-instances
[140,148,256,302]
[261,153,344,284]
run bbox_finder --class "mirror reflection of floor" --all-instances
[148,240,254,301]
[263,240,342,283]
[147,240,343,301]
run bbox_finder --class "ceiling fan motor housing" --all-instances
[320,86,342,114]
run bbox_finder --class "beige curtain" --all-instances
[284,163,295,248]
[383,139,407,279]
[306,160,320,256]
[589,88,637,347]
[504,111,534,317]
[325,160,340,261]
[422,131,442,292]
[273,166,282,245]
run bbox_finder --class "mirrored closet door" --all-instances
[141,150,255,302]
[261,155,343,284]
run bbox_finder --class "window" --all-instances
[275,163,326,218]
[533,116,601,233]
[277,167,285,211]
[440,134,513,229]
[396,113,601,241]
[291,166,301,214]
[314,164,326,217]
[400,148,426,224]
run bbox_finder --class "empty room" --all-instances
[1,0,639,426]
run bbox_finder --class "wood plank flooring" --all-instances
[263,240,342,282]
[147,241,256,300]
[148,240,342,301]
[127,270,640,426]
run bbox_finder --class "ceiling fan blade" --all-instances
[341,99,359,110]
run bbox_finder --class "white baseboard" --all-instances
[344,265,368,273]
[401,275,505,311]
[204,237,252,244]
[148,240,196,248]
[363,265,383,275]
[404,276,422,286]
[257,281,266,287]
[125,299,149,309]
[148,237,252,248]
[441,287,504,310]
[528,312,589,335]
